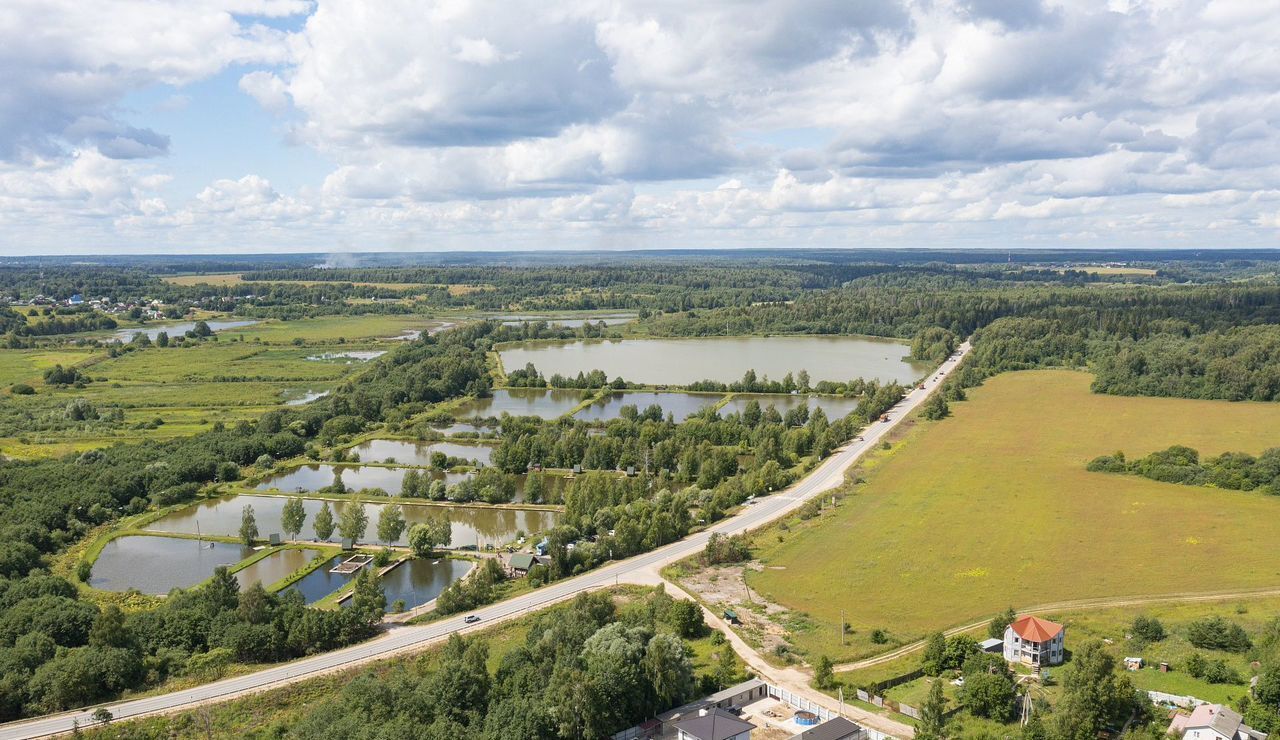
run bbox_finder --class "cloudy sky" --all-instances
[1,0,1278,254]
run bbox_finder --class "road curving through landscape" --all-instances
[0,341,972,740]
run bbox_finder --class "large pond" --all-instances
[350,439,494,466]
[147,494,560,549]
[495,313,637,328]
[498,335,929,385]
[344,558,473,611]
[90,536,252,594]
[717,393,863,420]
[283,389,331,406]
[256,464,473,493]
[573,391,723,422]
[114,320,260,342]
[452,388,586,419]
[234,547,319,590]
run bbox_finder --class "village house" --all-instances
[673,708,756,740]
[1002,615,1065,667]
[1168,703,1268,740]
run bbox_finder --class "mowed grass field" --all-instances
[747,370,1280,659]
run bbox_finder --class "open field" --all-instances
[232,314,454,342]
[0,348,101,387]
[161,272,490,295]
[746,370,1280,661]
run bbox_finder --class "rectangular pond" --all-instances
[495,313,637,328]
[89,535,253,595]
[255,464,473,493]
[305,350,386,362]
[717,393,863,420]
[572,391,725,422]
[344,558,474,611]
[498,335,930,386]
[146,494,560,549]
[350,439,494,466]
[234,547,322,590]
[284,554,363,604]
[452,388,587,419]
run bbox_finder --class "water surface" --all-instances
[283,389,331,406]
[234,548,319,589]
[306,350,386,362]
[499,335,928,385]
[347,558,473,611]
[255,464,472,493]
[351,439,494,466]
[146,494,560,548]
[90,536,252,594]
[717,394,863,420]
[573,391,724,422]
[452,388,586,419]
[114,320,260,342]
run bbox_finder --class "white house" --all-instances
[1002,615,1065,667]
[1168,703,1268,740]
[674,708,755,740]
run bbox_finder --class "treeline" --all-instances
[0,566,385,720]
[1089,445,1280,493]
[1091,325,1280,401]
[249,588,721,739]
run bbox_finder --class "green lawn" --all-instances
[748,370,1280,662]
[0,348,101,387]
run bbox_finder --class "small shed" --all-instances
[268,533,282,545]
[979,638,1003,654]
[509,553,540,575]
[340,538,354,551]
[723,609,740,625]
[1124,656,1144,671]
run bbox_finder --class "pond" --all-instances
[146,494,561,549]
[428,421,499,438]
[498,335,929,385]
[343,558,473,611]
[113,320,260,342]
[283,389,330,406]
[284,554,363,604]
[495,313,636,328]
[234,547,320,590]
[255,464,473,493]
[350,439,494,466]
[717,393,863,420]
[572,391,724,422]
[306,350,387,362]
[90,535,252,594]
[452,388,586,419]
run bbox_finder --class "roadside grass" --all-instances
[747,369,1280,662]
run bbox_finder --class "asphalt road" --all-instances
[0,342,971,739]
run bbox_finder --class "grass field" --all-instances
[0,348,100,387]
[161,272,490,296]
[232,315,453,343]
[746,370,1280,661]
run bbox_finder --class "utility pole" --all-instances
[840,609,846,646]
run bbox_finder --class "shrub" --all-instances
[1131,615,1166,642]
[9,383,34,395]
[1186,616,1251,652]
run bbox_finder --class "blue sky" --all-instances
[0,0,1278,254]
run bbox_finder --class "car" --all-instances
[464,615,481,624]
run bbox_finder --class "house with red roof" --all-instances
[1002,615,1065,666]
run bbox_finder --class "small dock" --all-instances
[329,554,373,574]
